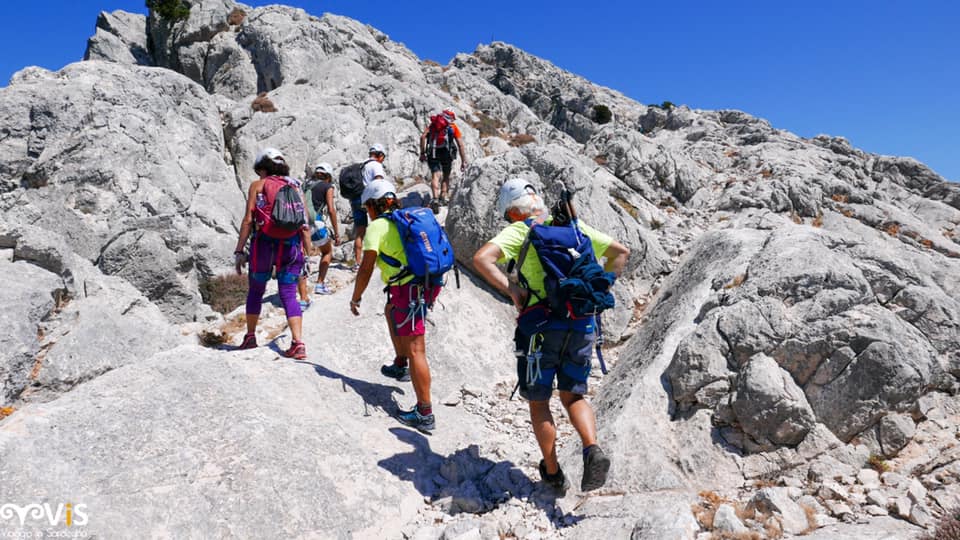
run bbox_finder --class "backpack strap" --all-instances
[511,218,545,304]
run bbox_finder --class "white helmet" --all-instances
[314,162,333,176]
[361,178,397,204]
[496,177,536,219]
[254,147,285,168]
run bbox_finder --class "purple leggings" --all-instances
[245,233,304,318]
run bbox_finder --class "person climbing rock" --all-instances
[233,147,312,359]
[307,162,341,295]
[349,179,449,433]
[420,109,467,211]
[340,144,387,272]
[472,177,629,492]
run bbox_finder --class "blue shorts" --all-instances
[517,329,595,401]
[350,198,368,228]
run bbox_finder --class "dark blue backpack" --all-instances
[517,218,616,319]
[378,207,455,288]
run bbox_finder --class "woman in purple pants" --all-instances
[233,148,312,359]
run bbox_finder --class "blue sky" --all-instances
[1,1,957,181]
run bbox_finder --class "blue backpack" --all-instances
[517,218,616,319]
[378,207,455,288]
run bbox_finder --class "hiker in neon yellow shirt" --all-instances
[350,179,441,433]
[473,177,629,493]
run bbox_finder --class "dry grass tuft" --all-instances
[252,92,277,113]
[921,239,934,249]
[613,197,640,220]
[199,274,249,314]
[831,193,849,203]
[760,168,773,178]
[724,149,740,158]
[868,454,891,473]
[422,59,441,67]
[594,154,608,165]
[508,133,536,146]
[884,223,901,236]
[0,406,15,419]
[465,111,504,138]
[800,502,818,534]
[841,208,855,218]
[812,213,824,228]
[918,507,960,540]
[724,274,747,289]
[227,7,246,25]
[790,211,803,224]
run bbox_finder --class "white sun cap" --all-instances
[368,143,386,155]
[254,147,285,167]
[496,177,536,219]
[314,162,333,176]
[361,178,397,204]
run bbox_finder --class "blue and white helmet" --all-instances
[496,177,536,219]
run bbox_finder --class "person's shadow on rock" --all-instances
[298,362,405,414]
[378,427,583,528]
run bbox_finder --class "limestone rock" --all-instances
[749,488,810,535]
[713,504,748,533]
[84,10,152,65]
[878,413,916,458]
[732,353,816,446]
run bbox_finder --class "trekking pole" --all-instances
[595,315,609,375]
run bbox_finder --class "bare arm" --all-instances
[350,249,378,315]
[325,187,340,244]
[419,128,429,155]
[472,242,527,311]
[601,240,630,276]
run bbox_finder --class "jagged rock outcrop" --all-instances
[0,60,242,322]
[0,0,958,537]
[84,10,152,65]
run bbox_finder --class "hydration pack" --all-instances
[378,207,455,289]
[255,176,306,239]
[517,218,616,319]
[426,115,457,158]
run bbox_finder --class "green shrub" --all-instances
[146,0,190,22]
[199,274,248,314]
[593,104,612,124]
[661,101,676,111]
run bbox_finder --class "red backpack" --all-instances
[427,115,457,157]
[254,176,305,239]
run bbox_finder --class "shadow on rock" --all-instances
[299,362,405,414]
[379,427,584,528]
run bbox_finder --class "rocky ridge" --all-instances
[1,1,958,538]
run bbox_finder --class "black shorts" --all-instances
[516,329,595,401]
[426,148,455,175]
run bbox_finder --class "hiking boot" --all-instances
[314,282,333,295]
[238,333,257,350]
[538,460,570,492]
[581,445,611,492]
[429,200,440,214]
[381,363,411,382]
[396,407,435,432]
[284,340,307,360]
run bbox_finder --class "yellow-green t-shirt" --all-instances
[490,217,613,307]
[362,214,415,285]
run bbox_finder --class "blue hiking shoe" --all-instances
[380,363,410,382]
[396,407,435,433]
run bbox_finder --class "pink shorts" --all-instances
[388,283,441,337]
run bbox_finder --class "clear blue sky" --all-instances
[1,1,957,181]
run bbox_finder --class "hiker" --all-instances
[233,147,311,359]
[307,162,341,295]
[341,144,387,272]
[419,109,467,209]
[472,178,629,492]
[350,179,451,432]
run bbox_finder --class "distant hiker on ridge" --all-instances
[419,109,467,211]
[472,178,629,492]
[306,162,341,296]
[234,148,311,359]
[339,143,387,272]
[349,179,454,432]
